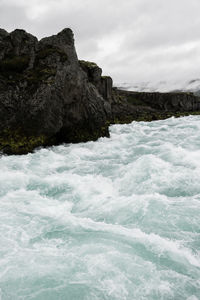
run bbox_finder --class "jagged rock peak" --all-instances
[0,28,8,36]
[40,28,74,46]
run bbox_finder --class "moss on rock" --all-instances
[0,128,48,155]
[110,111,200,126]
[79,60,98,69]
[37,46,68,62]
[26,67,56,85]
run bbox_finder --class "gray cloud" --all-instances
[0,0,200,84]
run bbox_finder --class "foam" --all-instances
[0,115,200,299]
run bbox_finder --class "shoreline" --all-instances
[0,28,200,155]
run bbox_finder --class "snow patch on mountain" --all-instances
[115,79,200,95]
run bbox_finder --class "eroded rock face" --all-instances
[0,28,111,154]
[79,60,113,101]
[123,91,200,111]
[1,27,200,155]
[111,89,200,123]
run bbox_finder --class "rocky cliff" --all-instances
[0,28,112,154]
[0,28,200,154]
[111,89,200,123]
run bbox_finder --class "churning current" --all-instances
[0,116,200,300]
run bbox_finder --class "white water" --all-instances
[0,116,200,300]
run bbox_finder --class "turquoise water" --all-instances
[0,116,200,300]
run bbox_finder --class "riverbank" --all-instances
[0,28,200,154]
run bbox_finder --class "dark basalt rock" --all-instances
[79,60,113,101]
[0,28,111,154]
[111,89,200,123]
[0,28,200,154]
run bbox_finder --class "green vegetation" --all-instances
[70,126,109,142]
[37,46,68,62]
[26,67,56,85]
[0,128,48,155]
[101,76,110,79]
[110,111,200,125]
[79,60,98,69]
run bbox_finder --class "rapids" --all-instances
[0,116,199,300]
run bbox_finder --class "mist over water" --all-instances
[0,116,200,300]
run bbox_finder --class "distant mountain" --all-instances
[115,79,200,95]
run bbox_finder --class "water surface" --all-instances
[0,116,200,300]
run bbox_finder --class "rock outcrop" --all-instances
[0,28,111,154]
[111,89,200,123]
[0,28,200,154]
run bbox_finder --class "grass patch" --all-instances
[0,128,48,155]
[79,60,98,69]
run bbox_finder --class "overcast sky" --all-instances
[1,0,200,84]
